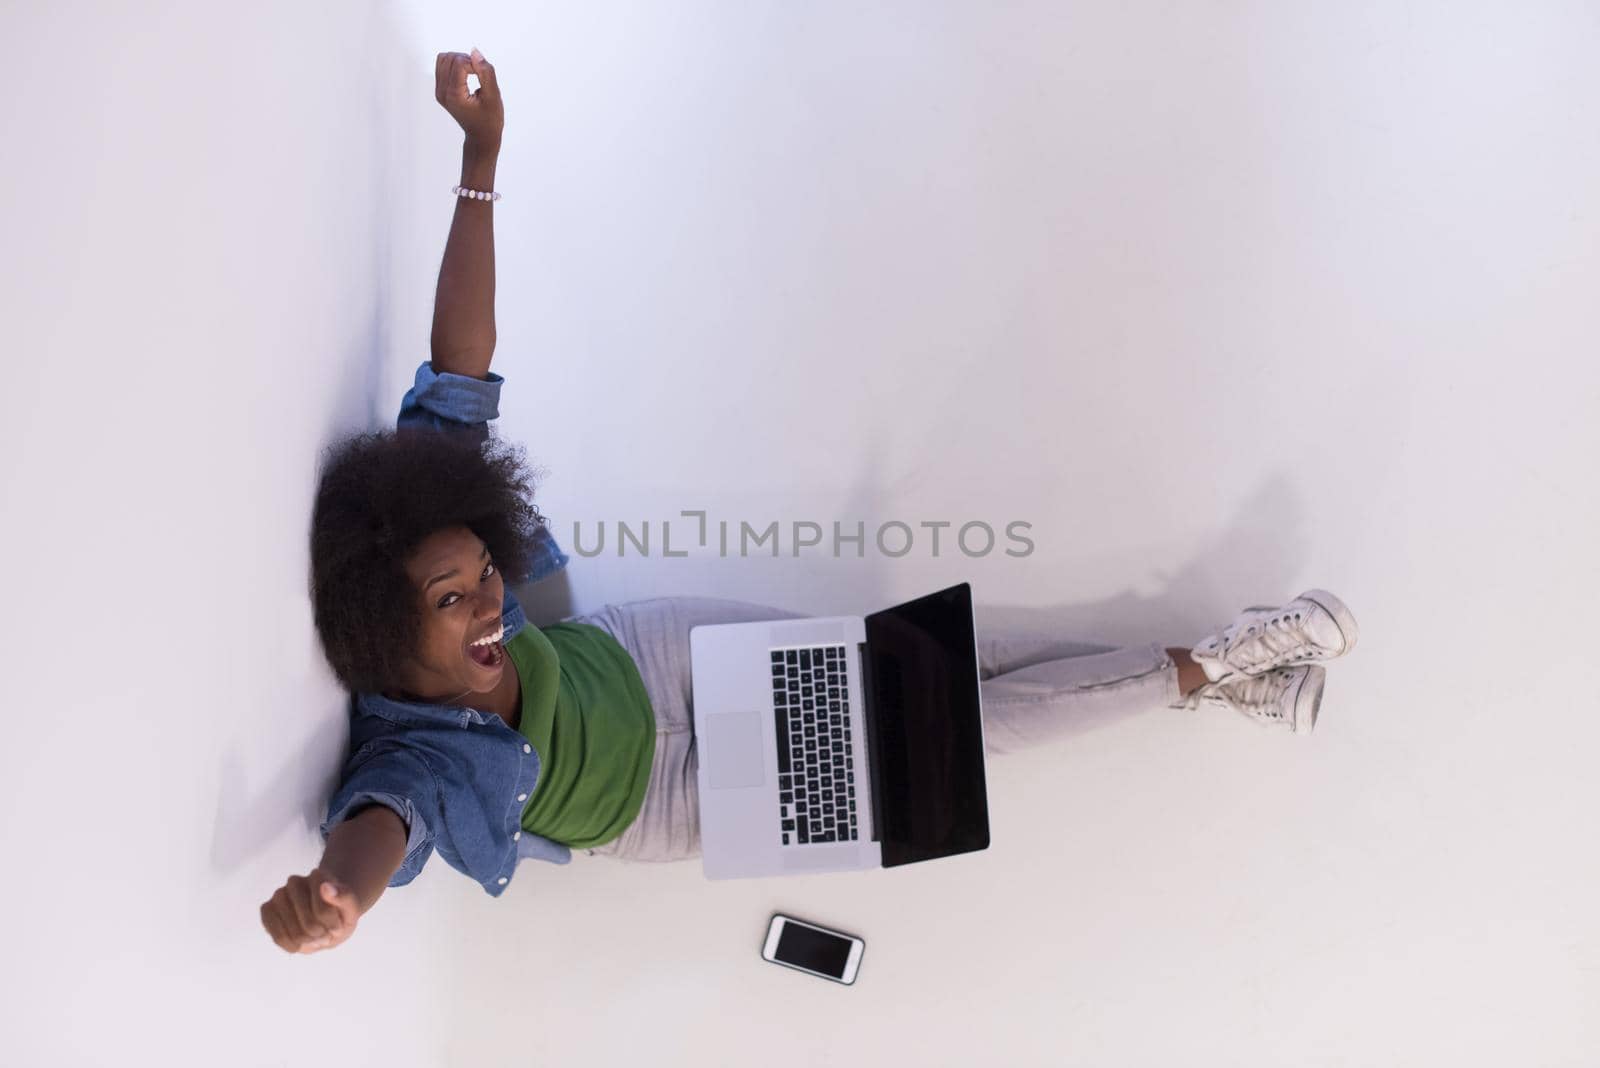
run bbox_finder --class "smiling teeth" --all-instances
[470,625,505,647]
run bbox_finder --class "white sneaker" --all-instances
[1170,663,1326,733]
[1191,588,1359,685]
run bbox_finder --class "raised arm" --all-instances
[431,49,505,381]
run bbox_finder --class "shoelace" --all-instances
[1175,667,1294,718]
[1221,610,1306,672]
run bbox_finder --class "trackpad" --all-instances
[706,711,767,789]
[782,846,858,871]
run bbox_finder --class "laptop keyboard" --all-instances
[771,645,858,846]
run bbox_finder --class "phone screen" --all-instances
[775,921,853,978]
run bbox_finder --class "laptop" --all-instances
[689,582,990,880]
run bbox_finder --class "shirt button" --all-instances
[513,831,521,841]
[498,877,508,885]
[517,793,527,802]
[523,743,531,754]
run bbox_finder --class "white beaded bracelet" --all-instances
[452,185,502,202]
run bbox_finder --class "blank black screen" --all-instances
[775,921,852,977]
[863,582,990,867]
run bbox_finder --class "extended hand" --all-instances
[436,48,503,151]
[260,869,363,955]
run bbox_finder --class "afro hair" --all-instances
[309,424,552,696]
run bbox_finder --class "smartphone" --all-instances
[762,914,864,985]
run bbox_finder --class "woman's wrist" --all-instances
[460,139,499,193]
[464,136,501,162]
[460,141,496,195]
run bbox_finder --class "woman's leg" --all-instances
[566,596,1197,861]
[976,633,1185,755]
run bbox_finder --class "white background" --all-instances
[2,1,1596,1065]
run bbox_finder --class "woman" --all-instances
[259,50,1360,956]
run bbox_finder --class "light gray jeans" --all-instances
[561,596,1182,863]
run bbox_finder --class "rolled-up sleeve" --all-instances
[398,360,504,443]
[320,746,443,888]
[396,360,570,585]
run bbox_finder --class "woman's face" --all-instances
[385,525,507,705]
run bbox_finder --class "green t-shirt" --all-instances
[504,622,656,849]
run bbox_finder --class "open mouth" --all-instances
[467,638,505,669]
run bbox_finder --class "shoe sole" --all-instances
[1291,664,1326,733]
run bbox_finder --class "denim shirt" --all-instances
[319,360,573,897]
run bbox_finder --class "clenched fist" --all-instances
[437,48,504,151]
[260,868,363,955]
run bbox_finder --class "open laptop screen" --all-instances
[862,582,990,868]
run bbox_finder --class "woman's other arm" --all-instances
[431,49,505,381]
[430,140,499,380]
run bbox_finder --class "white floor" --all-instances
[3,3,1597,1065]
